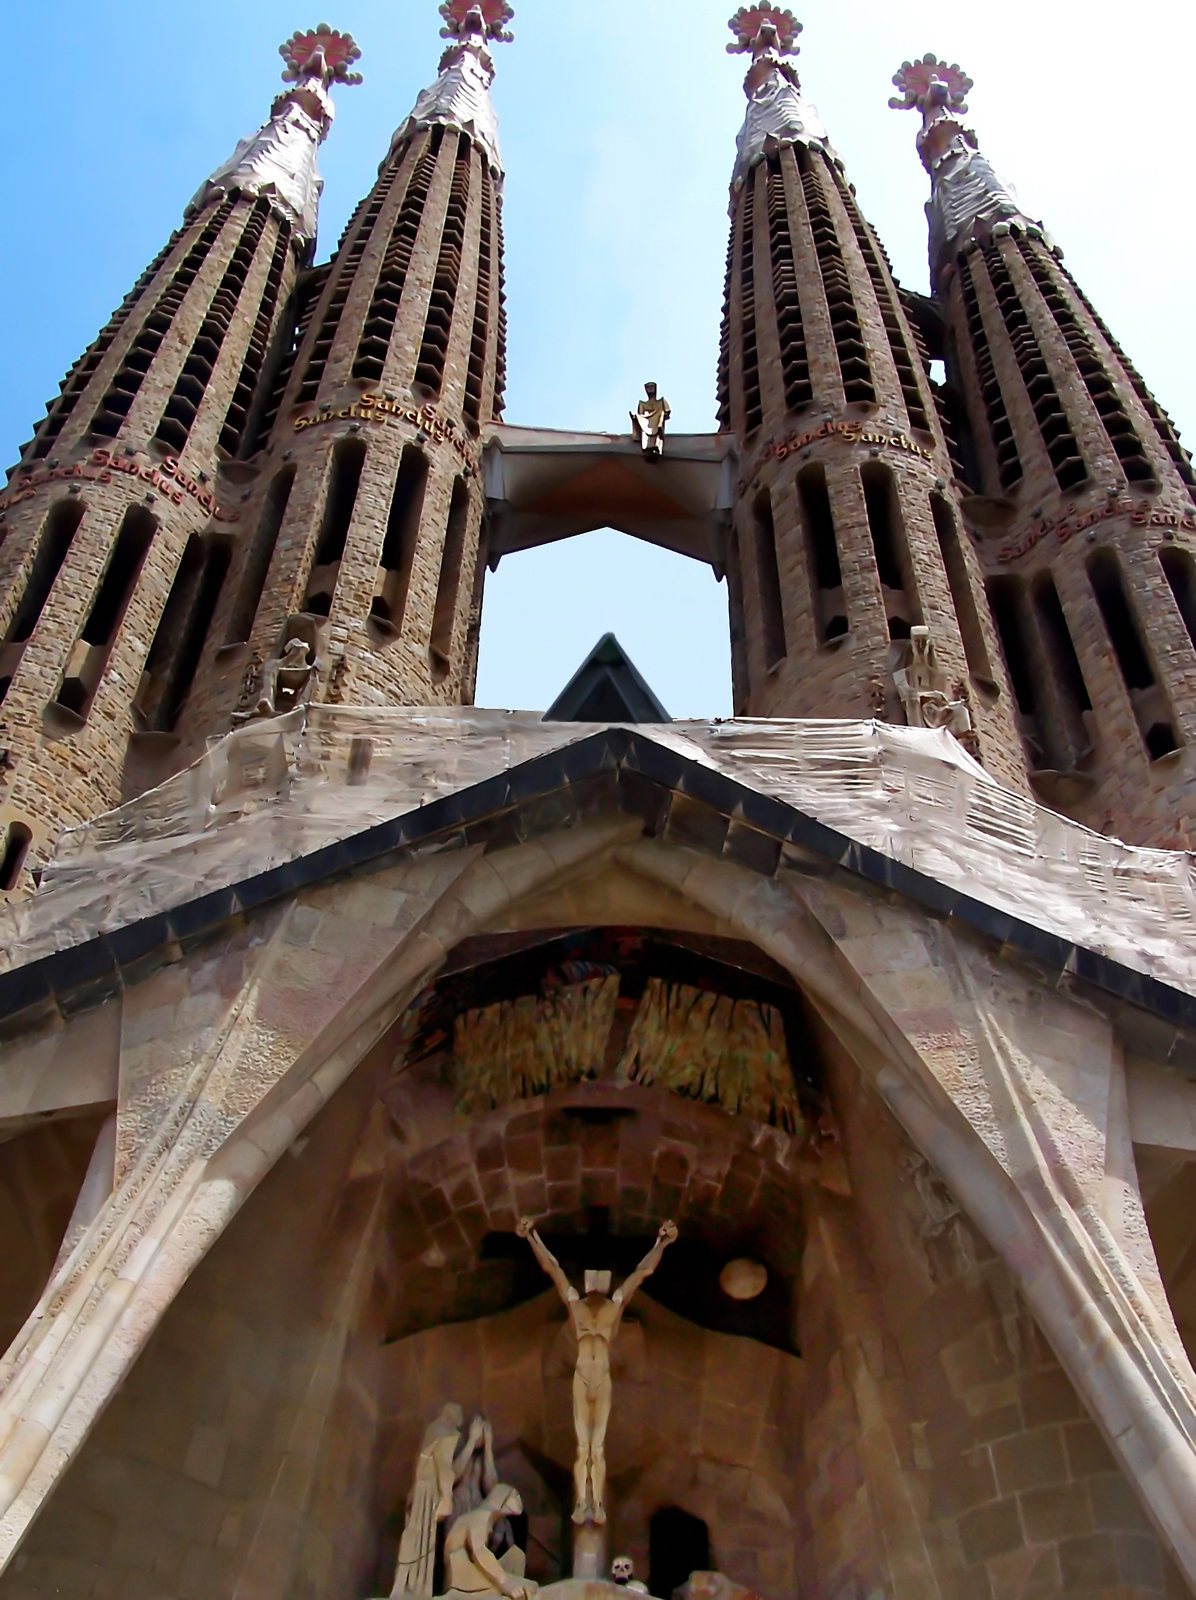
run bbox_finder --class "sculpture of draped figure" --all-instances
[392,1405,487,1600]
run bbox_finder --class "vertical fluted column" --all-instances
[720,10,1027,793]
[0,29,353,889]
[183,4,512,747]
[896,54,1196,844]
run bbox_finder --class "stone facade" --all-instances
[2,10,1196,1600]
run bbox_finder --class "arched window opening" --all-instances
[137,535,232,732]
[1087,549,1179,760]
[931,494,992,682]
[304,439,366,616]
[737,177,764,434]
[351,130,442,387]
[749,489,787,670]
[956,258,1022,492]
[430,479,472,679]
[0,499,87,705]
[90,199,236,438]
[225,465,295,645]
[987,575,1051,768]
[649,1507,710,1600]
[219,224,291,458]
[52,506,155,721]
[1031,572,1093,767]
[155,201,271,452]
[862,464,918,638]
[463,166,498,433]
[0,823,32,892]
[415,135,472,397]
[764,152,813,415]
[982,245,1086,493]
[1160,546,1196,654]
[801,155,874,405]
[371,447,430,639]
[798,466,846,643]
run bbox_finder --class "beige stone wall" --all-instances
[818,1035,1182,1600]
[0,1058,384,1600]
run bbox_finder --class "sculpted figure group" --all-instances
[389,1217,679,1599]
[391,1405,530,1600]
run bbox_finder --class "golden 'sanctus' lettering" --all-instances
[292,397,476,466]
[741,417,934,488]
[996,499,1196,563]
[0,451,239,521]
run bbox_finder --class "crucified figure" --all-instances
[517,1217,678,1525]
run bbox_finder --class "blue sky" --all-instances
[3,1,1192,716]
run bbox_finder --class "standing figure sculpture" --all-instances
[631,383,671,459]
[517,1217,678,1524]
[392,1405,488,1600]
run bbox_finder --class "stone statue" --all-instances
[517,1217,678,1525]
[253,635,316,718]
[893,626,973,737]
[392,1405,488,1600]
[631,383,671,459]
[441,1484,534,1600]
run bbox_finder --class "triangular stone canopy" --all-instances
[543,634,671,724]
[4,710,1196,1587]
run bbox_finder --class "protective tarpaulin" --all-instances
[3,708,1195,996]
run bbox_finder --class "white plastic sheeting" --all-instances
[3,707,1195,995]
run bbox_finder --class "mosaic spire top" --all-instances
[189,25,361,247]
[389,1,513,177]
[891,52,1040,274]
[438,0,515,43]
[279,24,363,87]
[727,6,802,57]
[726,7,830,194]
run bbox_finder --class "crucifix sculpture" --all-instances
[517,1218,677,1525]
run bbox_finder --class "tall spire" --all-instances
[390,0,515,176]
[726,5,831,193]
[190,25,362,251]
[890,55,1041,280]
[714,12,1028,788]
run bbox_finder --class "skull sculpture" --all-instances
[611,1557,635,1585]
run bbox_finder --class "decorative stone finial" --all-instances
[726,6,831,194]
[279,23,363,87]
[438,0,515,43]
[889,53,971,118]
[890,52,1042,275]
[727,6,802,56]
[389,0,513,176]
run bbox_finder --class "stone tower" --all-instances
[892,55,1196,846]
[0,25,359,891]
[718,7,1027,794]
[180,0,512,747]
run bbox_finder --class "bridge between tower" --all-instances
[482,425,737,573]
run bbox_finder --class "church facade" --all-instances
[2,6,1196,1600]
